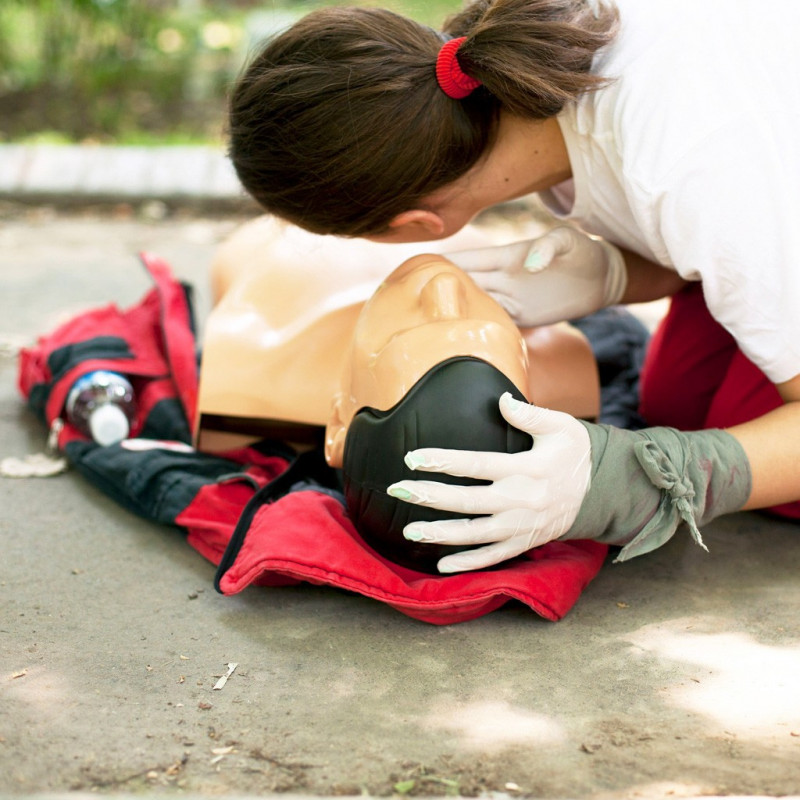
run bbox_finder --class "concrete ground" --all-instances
[2,206,800,800]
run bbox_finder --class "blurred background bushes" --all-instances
[0,0,457,145]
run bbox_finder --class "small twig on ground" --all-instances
[213,662,238,690]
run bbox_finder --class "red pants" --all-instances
[638,283,800,519]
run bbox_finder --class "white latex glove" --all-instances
[446,225,628,326]
[386,392,592,573]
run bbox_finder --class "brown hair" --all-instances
[228,0,618,236]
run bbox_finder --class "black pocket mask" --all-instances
[342,356,533,574]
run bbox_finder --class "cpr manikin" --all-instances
[198,218,600,570]
[198,216,513,446]
[199,217,599,445]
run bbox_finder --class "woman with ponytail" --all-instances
[229,0,615,238]
[227,0,800,574]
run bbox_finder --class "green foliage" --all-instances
[0,0,462,144]
[391,769,462,796]
[0,0,247,143]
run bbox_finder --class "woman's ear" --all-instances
[324,394,348,468]
[380,209,446,241]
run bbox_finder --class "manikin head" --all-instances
[325,253,530,464]
[326,253,534,573]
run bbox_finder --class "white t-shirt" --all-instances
[539,0,800,384]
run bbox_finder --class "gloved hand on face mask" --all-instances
[446,225,628,327]
[387,393,752,574]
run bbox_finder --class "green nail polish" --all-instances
[524,249,543,270]
[405,452,426,470]
[404,527,424,542]
[504,394,523,412]
[388,486,412,500]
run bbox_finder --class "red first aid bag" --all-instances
[19,252,198,449]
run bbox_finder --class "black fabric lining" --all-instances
[48,336,134,383]
[213,447,341,592]
[139,398,192,444]
[65,440,256,524]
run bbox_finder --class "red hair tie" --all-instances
[436,36,482,99]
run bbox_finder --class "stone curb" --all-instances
[0,144,258,211]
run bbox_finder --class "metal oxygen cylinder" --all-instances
[65,370,137,446]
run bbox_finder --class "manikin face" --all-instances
[325,254,530,466]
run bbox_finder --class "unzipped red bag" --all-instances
[19,252,199,449]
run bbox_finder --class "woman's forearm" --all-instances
[620,247,688,304]
[728,374,800,509]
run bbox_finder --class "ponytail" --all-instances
[228,1,618,236]
[445,0,619,117]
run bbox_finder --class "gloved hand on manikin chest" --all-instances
[447,224,628,327]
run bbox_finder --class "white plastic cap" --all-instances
[89,403,130,446]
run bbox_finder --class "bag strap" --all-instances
[214,447,341,591]
[139,252,199,432]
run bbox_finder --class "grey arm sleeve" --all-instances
[565,423,752,561]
